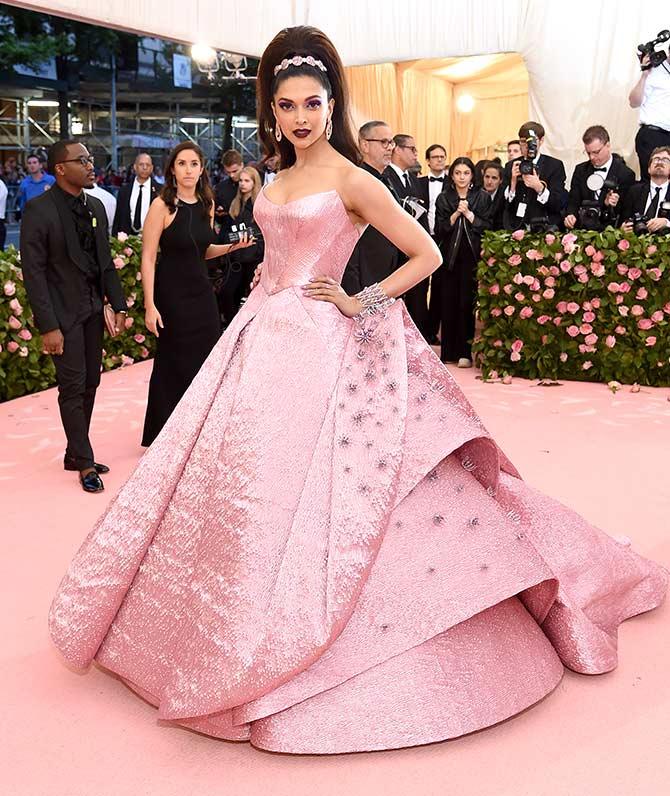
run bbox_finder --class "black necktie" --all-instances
[429,176,444,183]
[133,183,143,230]
[402,172,410,190]
[593,167,607,172]
[647,186,662,218]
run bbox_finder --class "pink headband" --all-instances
[274,55,327,76]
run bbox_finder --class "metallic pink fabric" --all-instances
[49,190,668,753]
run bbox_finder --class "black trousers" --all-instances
[440,245,477,362]
[218,257,257,326]
[52,286,104,470]
[635,125,670,180]
[0,219,6,251]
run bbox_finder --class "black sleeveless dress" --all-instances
[141,200,221,446]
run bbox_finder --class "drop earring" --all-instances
[275,125,282,142]
[326,117,333,141]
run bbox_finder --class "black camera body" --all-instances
[638,29,670,70]
[577,176,620,231]
[226,221,262,245]
[519,130,539,176]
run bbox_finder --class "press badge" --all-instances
[516,202,527,218]
[92,217,97,227]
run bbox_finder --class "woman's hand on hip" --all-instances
[301,276,363,318]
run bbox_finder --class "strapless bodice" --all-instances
[253,189,361,295]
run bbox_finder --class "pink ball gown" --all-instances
[49,188,667,754]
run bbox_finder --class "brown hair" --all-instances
[229,166,262,218]
[649,146,670,164]
[161,141,214,216]
[256,26,359,169]
[582,125,610,145]
[518,121,545,140]
[222,149,243,167]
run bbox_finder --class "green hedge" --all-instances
[0,233,155,402]
[473,228,670,386]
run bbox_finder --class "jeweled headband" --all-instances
[273,55,327,76]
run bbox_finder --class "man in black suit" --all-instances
[503,121,566,230]
[111,153,160,236]
[214,149,244,220]
[383,134,431,336]
[621,146,670,235]
[21,140,128,493]
[417,144,448,343]
[564,125,635,230]
[341,121,399,295]
[482,161,506,231]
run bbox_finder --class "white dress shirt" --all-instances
[640,60,670,131]
[129,177,152,231]
[0,179,7,220]
[592,156,613,199]
[427,171,446,234]
[505,153,550,204]
[84,184,117,230]
[388,162,411,189]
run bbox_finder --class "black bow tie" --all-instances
[593,167,607,172]
[429,176,445,182]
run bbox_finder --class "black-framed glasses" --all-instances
[650,156,670,165]
[363,138,395,149]
[57,155,94,167]
[397,145,418,154]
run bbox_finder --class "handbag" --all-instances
[103,303,118,336]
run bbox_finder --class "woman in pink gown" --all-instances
[49,26,667,754]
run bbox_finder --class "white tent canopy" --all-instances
[10,0,670,172]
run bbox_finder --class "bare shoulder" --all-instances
[338,162,391,211]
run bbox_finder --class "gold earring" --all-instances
[275,125,282,142]
[326,117,333,141]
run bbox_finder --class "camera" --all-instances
[519,129,539,176]
[577,176,620,230]
[227,222,262,244]
[638,29,670,70]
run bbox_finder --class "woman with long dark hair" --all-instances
[434,156,491,367]
[49,27,666,755]
[140,141,254,445]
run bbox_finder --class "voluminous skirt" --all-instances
[49,285,667,754]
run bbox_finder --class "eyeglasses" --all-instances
[363,138,395,149]
[57,155,94,167]
[398,145,418,154]
[651,156,670,165]
[429,154,446,160]
[584,144,608,157]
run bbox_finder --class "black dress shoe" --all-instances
[65,460,110,474]
[79,470,105,493]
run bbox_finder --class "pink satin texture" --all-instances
[49,189,668,754]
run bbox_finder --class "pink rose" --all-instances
[561,233,577,246]
[543,288,555,300]
[648,268,662,281]
[487,257,496,266]
[560,261,572,273]
[578,273,589,283]
[638,318,654,330]
[567,325,580,337]
[18,346,28,357]
[514,292,525,302]
[123,247,133,256]
[136,272,142,281]
[574,265,587,276]
[511,340,524,353]
[493,339,503,347]
[532,293,541,302]
[636,287,648,300]
[124,316,134,328]
[665,302,670,314]
[8,315,21,329]
[133,333,146,343]
[513,272,524,285]
[559,352,568,362]
[591,263,606,277]
[510,351,521,362]
[615,295,624,305]
[548,266,559,276]
[567,302,580,314]
[503,284,513,295]
[617,239,630,251]
[591,298,601,309]
[628,268,642,280]
[537,266,550,276]
[489,370,499,379]
[504,305,515,316]
[544,276,556,288]
[582,361,593,370]
[7,340,19,352]
[582,301,592,311]
[584,245,596,257]
[9,298,22,314]
[531,278,541,291]
[545,233,556,245]
[18,329,32,341]
[541,334,549,344]
[579,323,593,335]
[537,315,551,325]
[0,343,2,353]
[140,346,149,358]
[631,305,644,317]
[113,257,125,269]
[607,282,620,293]
[584,333,598,346]
[512,229,525,241]
[522,274,535,285]
[592,250,604,262]
[491,308,502,317]
[583,311,595,323]
[615,325,626,334]
[489,283,500,295]
[619,282,631,294]
[646,245,657,255]
[556,301,568,314]
[3,280,16,296]
[606,335,616,348]
[618,306,629,316]
[121,355,134,366]
[651,310,664,323]
[508,254,522,266]
[645,336,657,347]
[563,242,577,255]
[578,344,587,354]
[553,317,563,326]
[117,231,129,241]
[616,263,629,276]
[527,249,543,261]
[519,307,534,319]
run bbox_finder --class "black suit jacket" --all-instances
[111,177,161,235]
[621,181,670,234]
[340,162,399,295]
[21,187,127,333]
[417,174,447,235]
[566,157,636,223]
[382,165,430,242]
[435,186,492,268]
[487,188,506,231]
[502,153,566,229]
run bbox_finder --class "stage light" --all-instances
[191,44,218,69]
[179,117,209,124]
[27,100,59,107]
[456,94,475,113]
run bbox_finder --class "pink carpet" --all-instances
[2,361,668,795]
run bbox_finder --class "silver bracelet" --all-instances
[354,282,395,321]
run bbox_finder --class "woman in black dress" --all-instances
[140,142,254,445]
[434,157,491,368]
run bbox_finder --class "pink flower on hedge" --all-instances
[606,335,616,348]
[3,280,16,296]
[510,352,521,362]
[123,247,133,256]
[7,340,19,352]
[522,274,535,285]
[616,263,628,276]
[537,315,550,325]
[648,268,662,281]
[136,272,142,281]
[543,288,555,300]
[591,298,601,309]
[513,272,524,285]
[631,304,644,317]
[124,316,134,328]
[628,267,642,280]
[583,301,592,311]
[651,310,664,323]
[618,305,629,316]
[578,273,589,283]
[559,352,568,362]
[561,233,577,246]
[583,311,596,323]
[567,302,580,314]
[532,293,541,302]
[615,325,626,334]
[578,343,587,354]
[488,283,500,295]
[514,292,525,302]
[531,278,541,291]
[553,317,563,326]
[544,276,556,288]
[617,239,630,251]
[636,287,648,300]
[545,233,556,244]
[133,333,146,343]
[567,325,580,337]
[580,323,593,334]
[511,339,524,353]
[646,245,657,255]
[489,370,499,379]
[18,346,28,357]
[549,266,560,276]
[645,336,657,347]
[519,307,534,319]
[8,315,22,330]
[582,361,593,370]
[493,339,503,347]
[563,241,577,254]
[18,329,32,341]
[491,308,502,317]
[508,254,523,266]
[113,257,125,269]
[618,281,631,294]
[0,343,2,353]
[556,301,568,314]
[512,229,525,241]
[584,244,596,257]
[608,282,621,293]
[574,265,587,276]
[584,333,598,346]
[487,257,496,266]
[503,284,513,294]
[560,261,572,272]
[117,231,129,241]
[140,346,149,358]
[504,305,515,316]
[537,265,550,276]
[127,297,135,308]
[592,250,604,262]
[541,334,549,344]
[121,355,134,366]
[526,249,542,261]
[591,263,606,277]
[638,318,654,330]
[9,298,22,314]
[615,295,624,305]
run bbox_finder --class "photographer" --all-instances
[565,125,635,230]
[630,41,670,180]
[621,147,670,236]
[502,121,566,231]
